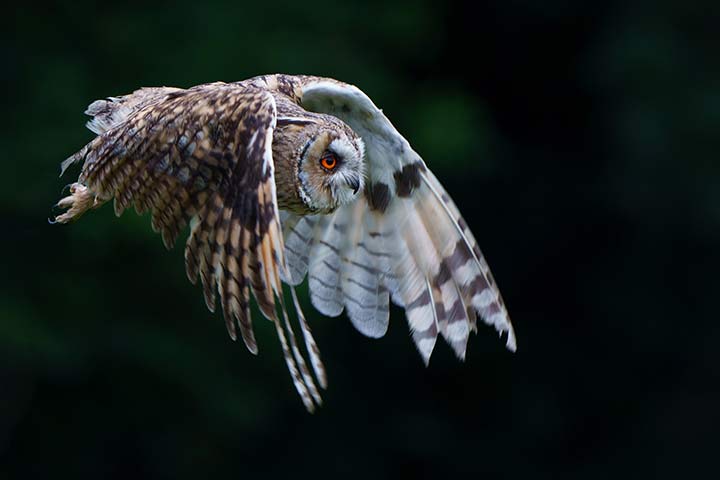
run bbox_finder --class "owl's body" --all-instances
[53,74,515,411]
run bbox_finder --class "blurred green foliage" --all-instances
[2,0,718,478]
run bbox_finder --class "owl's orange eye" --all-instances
[320,152,338,171]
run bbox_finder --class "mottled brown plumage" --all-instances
[52,74,515,412]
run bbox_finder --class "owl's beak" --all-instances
[346,176,360,195]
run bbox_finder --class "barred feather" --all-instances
[52,74,514,413]
[53,81,326,411]
[273,74,516,364]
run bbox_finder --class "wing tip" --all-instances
[504,324,517,352]
[245,341,259,355]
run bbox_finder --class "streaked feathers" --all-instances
[52,74,515,412]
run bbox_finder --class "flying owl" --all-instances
[51,74,516,411]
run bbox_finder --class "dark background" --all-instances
[2,0,718,478]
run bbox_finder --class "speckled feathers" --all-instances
[52,74,515,411]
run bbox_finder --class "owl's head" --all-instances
[274,115,365,214]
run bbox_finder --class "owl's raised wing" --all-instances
[274,75,516,362]
[54,82,324,411]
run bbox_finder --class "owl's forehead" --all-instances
[319,115,363,156]
[328,134,362,161]
[312,111,357,137]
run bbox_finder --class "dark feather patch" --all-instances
[393,161,424,197]
[366,182,391,213]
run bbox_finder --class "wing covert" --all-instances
[272,75,516,363]
[54,82,325,411]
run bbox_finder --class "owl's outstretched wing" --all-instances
[271,75,516,363]
[53,82,324,411]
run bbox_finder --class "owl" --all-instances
[51,74,516,411]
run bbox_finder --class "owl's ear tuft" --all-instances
[276,116,318,127]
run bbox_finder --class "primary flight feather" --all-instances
[52,74,516,411]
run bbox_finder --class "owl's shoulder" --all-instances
[238,74,304,104]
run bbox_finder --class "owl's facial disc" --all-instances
[297,129,365,213]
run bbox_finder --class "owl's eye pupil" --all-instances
[320,152,338,171]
